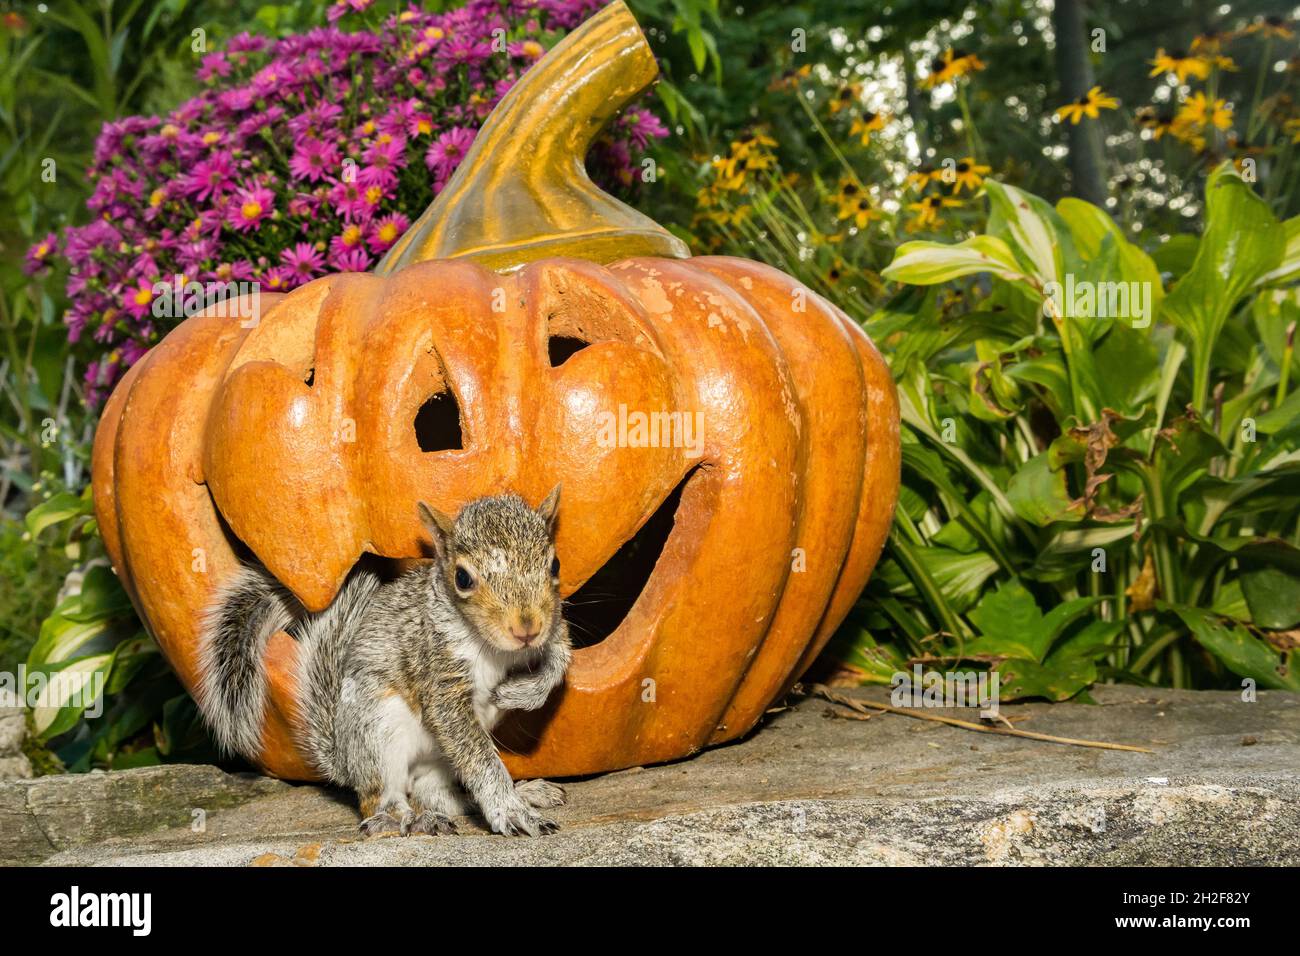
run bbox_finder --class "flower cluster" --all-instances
[28,0,667,404]
[1137,16,1297,163]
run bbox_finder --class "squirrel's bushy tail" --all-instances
[196,565,300,760]
[291,568,381,779]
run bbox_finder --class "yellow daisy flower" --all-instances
[837,195,882,229]
[1136,107,1177,140]
[903,164,941,192]
[829,84,862,115]
[1177,91,1233,131]
[1247,16,1294,40]
[920,48,984,89]
[849,110,888,145]
[1149,49,1210,83]
[907,194,963,228]
[949,157,991,194]
[1054,86,1120,124]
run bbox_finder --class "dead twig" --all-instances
[804,684,1155,754]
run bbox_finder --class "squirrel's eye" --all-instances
[550,555,560,578]
[454,566,475,592]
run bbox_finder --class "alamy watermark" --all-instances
[1042,274,1152,328]
[891,664,1000,718]
[151,275,262,328]
[595,404,705,459]
[0,665,105,719]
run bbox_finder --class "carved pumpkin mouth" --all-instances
[562,463,702,650]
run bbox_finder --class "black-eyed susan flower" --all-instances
[1247,15,1294,40]
[1055,86,1120,124]
[831,177,865,211]
[949,156,991,193]
[1190,30,1227,54]
[849,110,888,145]
[823,257,851,286]
[768,64,811,92]
[1149,48,1210,82]
[920,48,984,89]
[1177,91,1233,131]
[904,164,941,192]
[907,194,963,228]
[838,194,882,229]
[711,134,777,191]
[829,83,862,115]
[1136,106,1178,140]
[1202,54,1238,71]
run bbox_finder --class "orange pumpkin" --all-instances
[90,1,899,780]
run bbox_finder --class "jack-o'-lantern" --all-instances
[91,1,899,780]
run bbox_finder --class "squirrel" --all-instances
[195,487,572,838]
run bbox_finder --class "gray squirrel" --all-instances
[196,487,572,837]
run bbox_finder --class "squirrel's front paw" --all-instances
[483,796,558,837]
[492,675,553,712]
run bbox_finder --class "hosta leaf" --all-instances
[1161,165,1283,387]
[882,235,1027,285]
[1255,214,1300,287]
[29,653,113,739]
[25,491,88,537]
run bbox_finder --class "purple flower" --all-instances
[288,137,342,182]
[43,0,657,402]
[24,233,58,275]
[227,186,275,232]
[282,242,326,283]
[183,153,237,202]
[367,213,409,253]
[424,125,474,180]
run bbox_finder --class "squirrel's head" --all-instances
[418,486,562,653]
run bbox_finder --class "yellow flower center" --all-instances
[133,287,152,306]
[342,225,362,247]
[203,131,221,145]
[241,200,263,221]
[150,188,166,207]
[379,222,399,242]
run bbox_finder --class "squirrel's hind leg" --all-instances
[409,760,466,836]
[354,697,430,837]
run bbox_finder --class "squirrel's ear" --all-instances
[537,483,561,532]
[417,502,455,556]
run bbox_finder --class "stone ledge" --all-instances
[5,685,1297,866]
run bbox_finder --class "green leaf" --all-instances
[984,179,1068,286]
[30,653,113,739]
[1160,165,1284,406]
[25,491,89,537]
[1165,604,1300,691]
[1006,451,1083,526]
[1239,563,1300,630]
[995,656,1097,701]
[882,235,1027,285]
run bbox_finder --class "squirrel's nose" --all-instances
[510,626,540,646]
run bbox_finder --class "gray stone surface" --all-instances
[4,685,1298,866]
[0,707,30,782]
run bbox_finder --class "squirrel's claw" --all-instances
[409,810,457,836]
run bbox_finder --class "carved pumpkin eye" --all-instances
[454,565,475,593]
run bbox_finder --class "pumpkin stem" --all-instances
[376,1,689,274]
